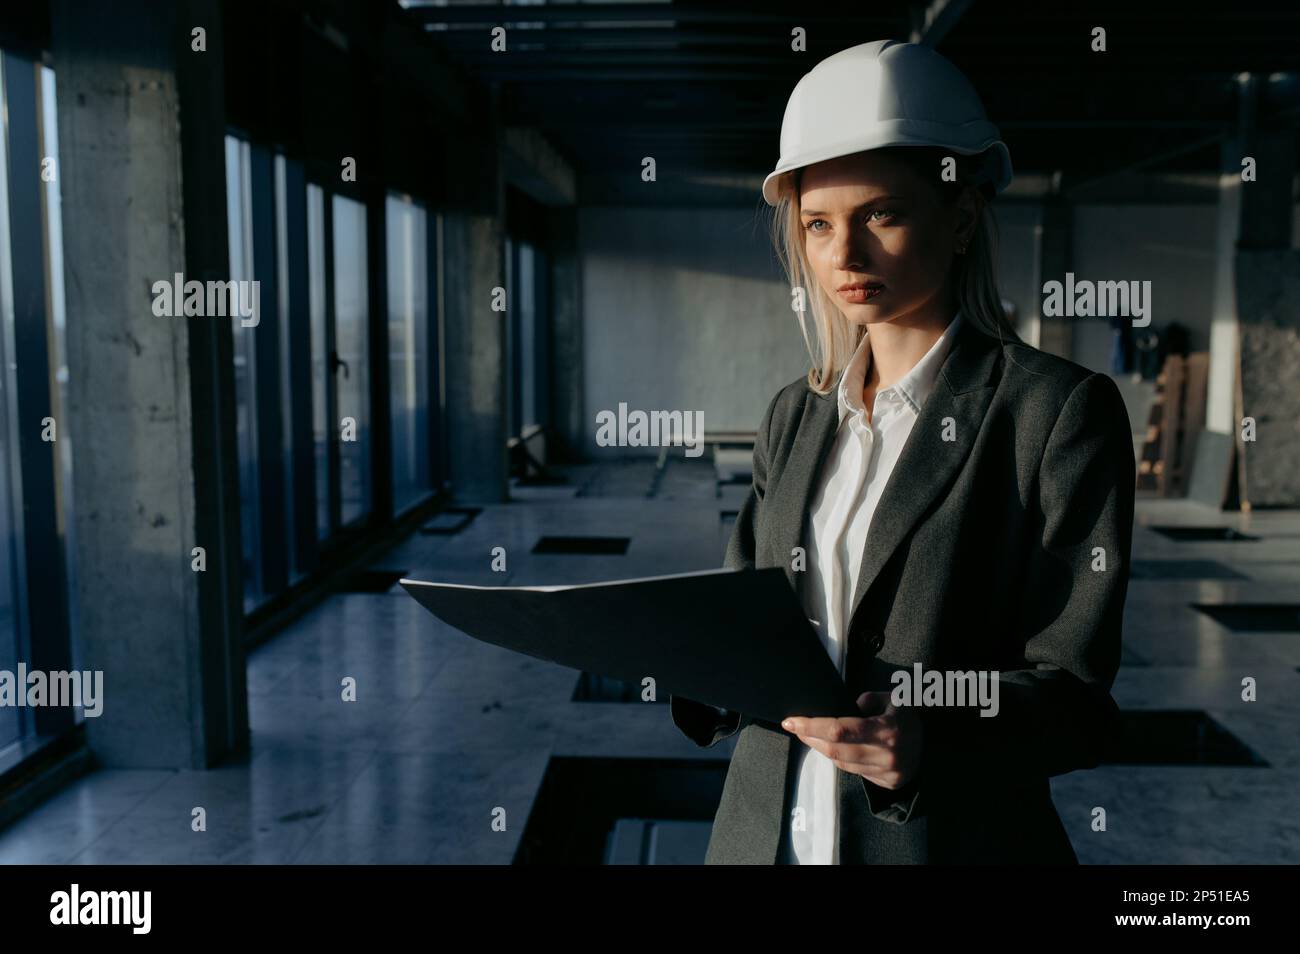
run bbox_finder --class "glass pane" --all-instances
[332,194,370,525]
[274,154,300,583]
[386,195,429,514]
[38,63,78,673]
[0,57,22,749]
[518,241,537,431]
[307,184,330,541]
[0,319,17,749]
[503,237,516,439]
[226,135,262,612]
[433,213,446,490]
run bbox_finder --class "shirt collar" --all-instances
[836,311,964,426]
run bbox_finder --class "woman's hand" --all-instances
[781,690,924,790]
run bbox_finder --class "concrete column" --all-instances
[442,212,508,502]
[437,86,509,504]
[1205,139,1245,437]
[546,207,583,462]
[1187,141,1245,508]
[499,127,580,465]
[52,0,248,767]
[1234,125,1299,507]
[1037,191,1073,360]
[1200,77,1300,508]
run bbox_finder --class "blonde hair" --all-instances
[769,146,1018,395]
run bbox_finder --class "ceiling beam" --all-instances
[430,27,793,48]
[909,0,974,46]
[404,2,856,26]
[452,50,800,66]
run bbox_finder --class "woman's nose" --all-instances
[830,230,864,271]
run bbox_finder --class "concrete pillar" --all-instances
[436,86,509,504]
[1205,139,1245,438]
[546,207,583,462]
[443,212,508,502]
[499,127,580,465]
[52,0,248,767]
[1200,76,1300,508]
[1037,190,1073,360]
[1187,141,1245,508]
[1234,124,1299,507]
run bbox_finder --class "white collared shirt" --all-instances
[784,311,963,865]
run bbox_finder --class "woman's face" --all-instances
[799,150,974,329]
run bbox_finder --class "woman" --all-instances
[670,40,1135,865]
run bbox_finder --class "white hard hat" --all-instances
[762,39,1012,206]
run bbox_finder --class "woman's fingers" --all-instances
[783,715,849,741]
[795,732,896,772]
[781,697,924,787]
[782,710,904,772]
[782,714,895,745]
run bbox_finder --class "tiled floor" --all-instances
[1,458,1296,863]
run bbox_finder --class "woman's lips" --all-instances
[837,283,884,303]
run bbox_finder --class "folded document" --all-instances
[400,566,859,726]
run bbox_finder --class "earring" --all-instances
[956,240,969,255]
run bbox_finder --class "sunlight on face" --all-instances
[799,150,962,330]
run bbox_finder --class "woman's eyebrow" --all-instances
[799,196,904,216]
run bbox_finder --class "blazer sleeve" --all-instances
[870,373,1135,817]
[669,385,783,748]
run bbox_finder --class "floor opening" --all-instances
[333,569,408,593]
[515,756,727,864]
[1193,604,1300,632]
[1147,526,1258,542]
[532,535,630,555]
[1104,710,1268,766]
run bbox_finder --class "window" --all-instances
[224,137,443,617]
[386,194,431,514]
[0,177,19,747]
[307,183,331,542]
[332,194,371,526]
[226,136,315,611]
[274,155,303,586]
[225,135,263,611]
[504,234,550,441]
[0,54,77,759]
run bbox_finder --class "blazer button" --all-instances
[858,628,886,654]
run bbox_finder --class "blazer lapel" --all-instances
[767,386,840,596]
[845,321,1001,631]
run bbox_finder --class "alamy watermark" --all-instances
[594,402,704,457]
[151,272,260,327]
[0,664,104,717]
[890,664,1000,717]
[1041,272,1151,327]
[50,884,150,934]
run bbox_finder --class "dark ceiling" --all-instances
[399,0,1300,194]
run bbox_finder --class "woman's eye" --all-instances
[803,212,892,231]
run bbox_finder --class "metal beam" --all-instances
[404,2,868,26]
[430,27,804,48]
[909,0,974,46]
[471,68,783,82]
[452,50,795,65]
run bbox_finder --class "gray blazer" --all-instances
[670,319,1136,864]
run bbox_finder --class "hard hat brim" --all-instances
[762,136,1013,206]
